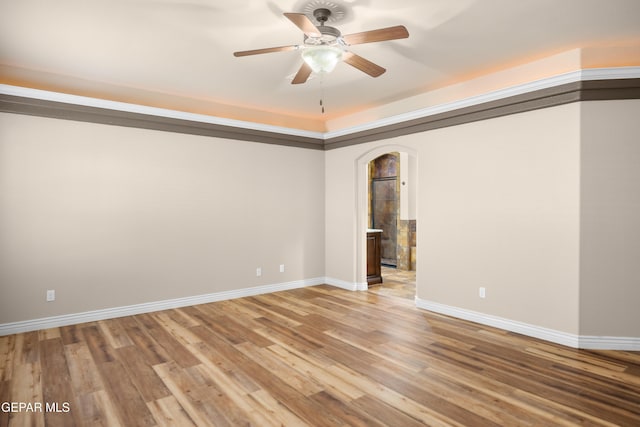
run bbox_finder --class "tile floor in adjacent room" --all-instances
[369,267,416,300]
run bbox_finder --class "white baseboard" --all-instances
[0,277,326,336]
[577,335,640,351]
[324,277,368,291]
[415,297,640,351]
[7,283,634,351]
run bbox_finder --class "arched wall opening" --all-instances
[355,144,418,289]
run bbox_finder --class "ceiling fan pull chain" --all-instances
[320,74,326,114]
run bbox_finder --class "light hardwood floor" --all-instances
[1,277,639,426]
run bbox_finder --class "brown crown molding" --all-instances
[323,78,640,150]
[0,94,326,150]
[1,78,639,151]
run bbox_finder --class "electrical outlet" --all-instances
[256,267,262,277]
[46,289,55,302]
[479,287,486,299]
[279,264,285,273]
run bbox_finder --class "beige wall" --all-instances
[324,146,359,283]
[0,113,325,324]
[580,100,640,337]
[417,105,582,333]
[326,103,582,334]
[2,99,639,341]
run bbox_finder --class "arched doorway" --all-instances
[355,145,418,289]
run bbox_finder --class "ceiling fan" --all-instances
[233,8,409,84]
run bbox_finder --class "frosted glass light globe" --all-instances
[301,45,343,73]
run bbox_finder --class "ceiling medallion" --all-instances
[300,0,346,24]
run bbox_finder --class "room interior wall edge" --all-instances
[1,77,639,150]
[2,77,639,350]
[324,78,640,149]
[0,94,327,150]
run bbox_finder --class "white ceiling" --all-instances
[1,0,640,132]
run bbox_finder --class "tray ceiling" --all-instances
[1,0,640,132]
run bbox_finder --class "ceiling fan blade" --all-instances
[233,45,298,57]
[292,62,312,85]
[284,13,321,37]
[343,52,386,77]
[342,25,409,45]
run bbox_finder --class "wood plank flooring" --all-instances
[1,273,639,426]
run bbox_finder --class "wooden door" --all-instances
[371,177,397,266]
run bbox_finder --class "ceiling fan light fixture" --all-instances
[301,45,343,74]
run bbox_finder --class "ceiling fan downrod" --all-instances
[313,8,331,26]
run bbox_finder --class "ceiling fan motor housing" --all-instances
[305,8,341,45]
[304,26,341,45]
